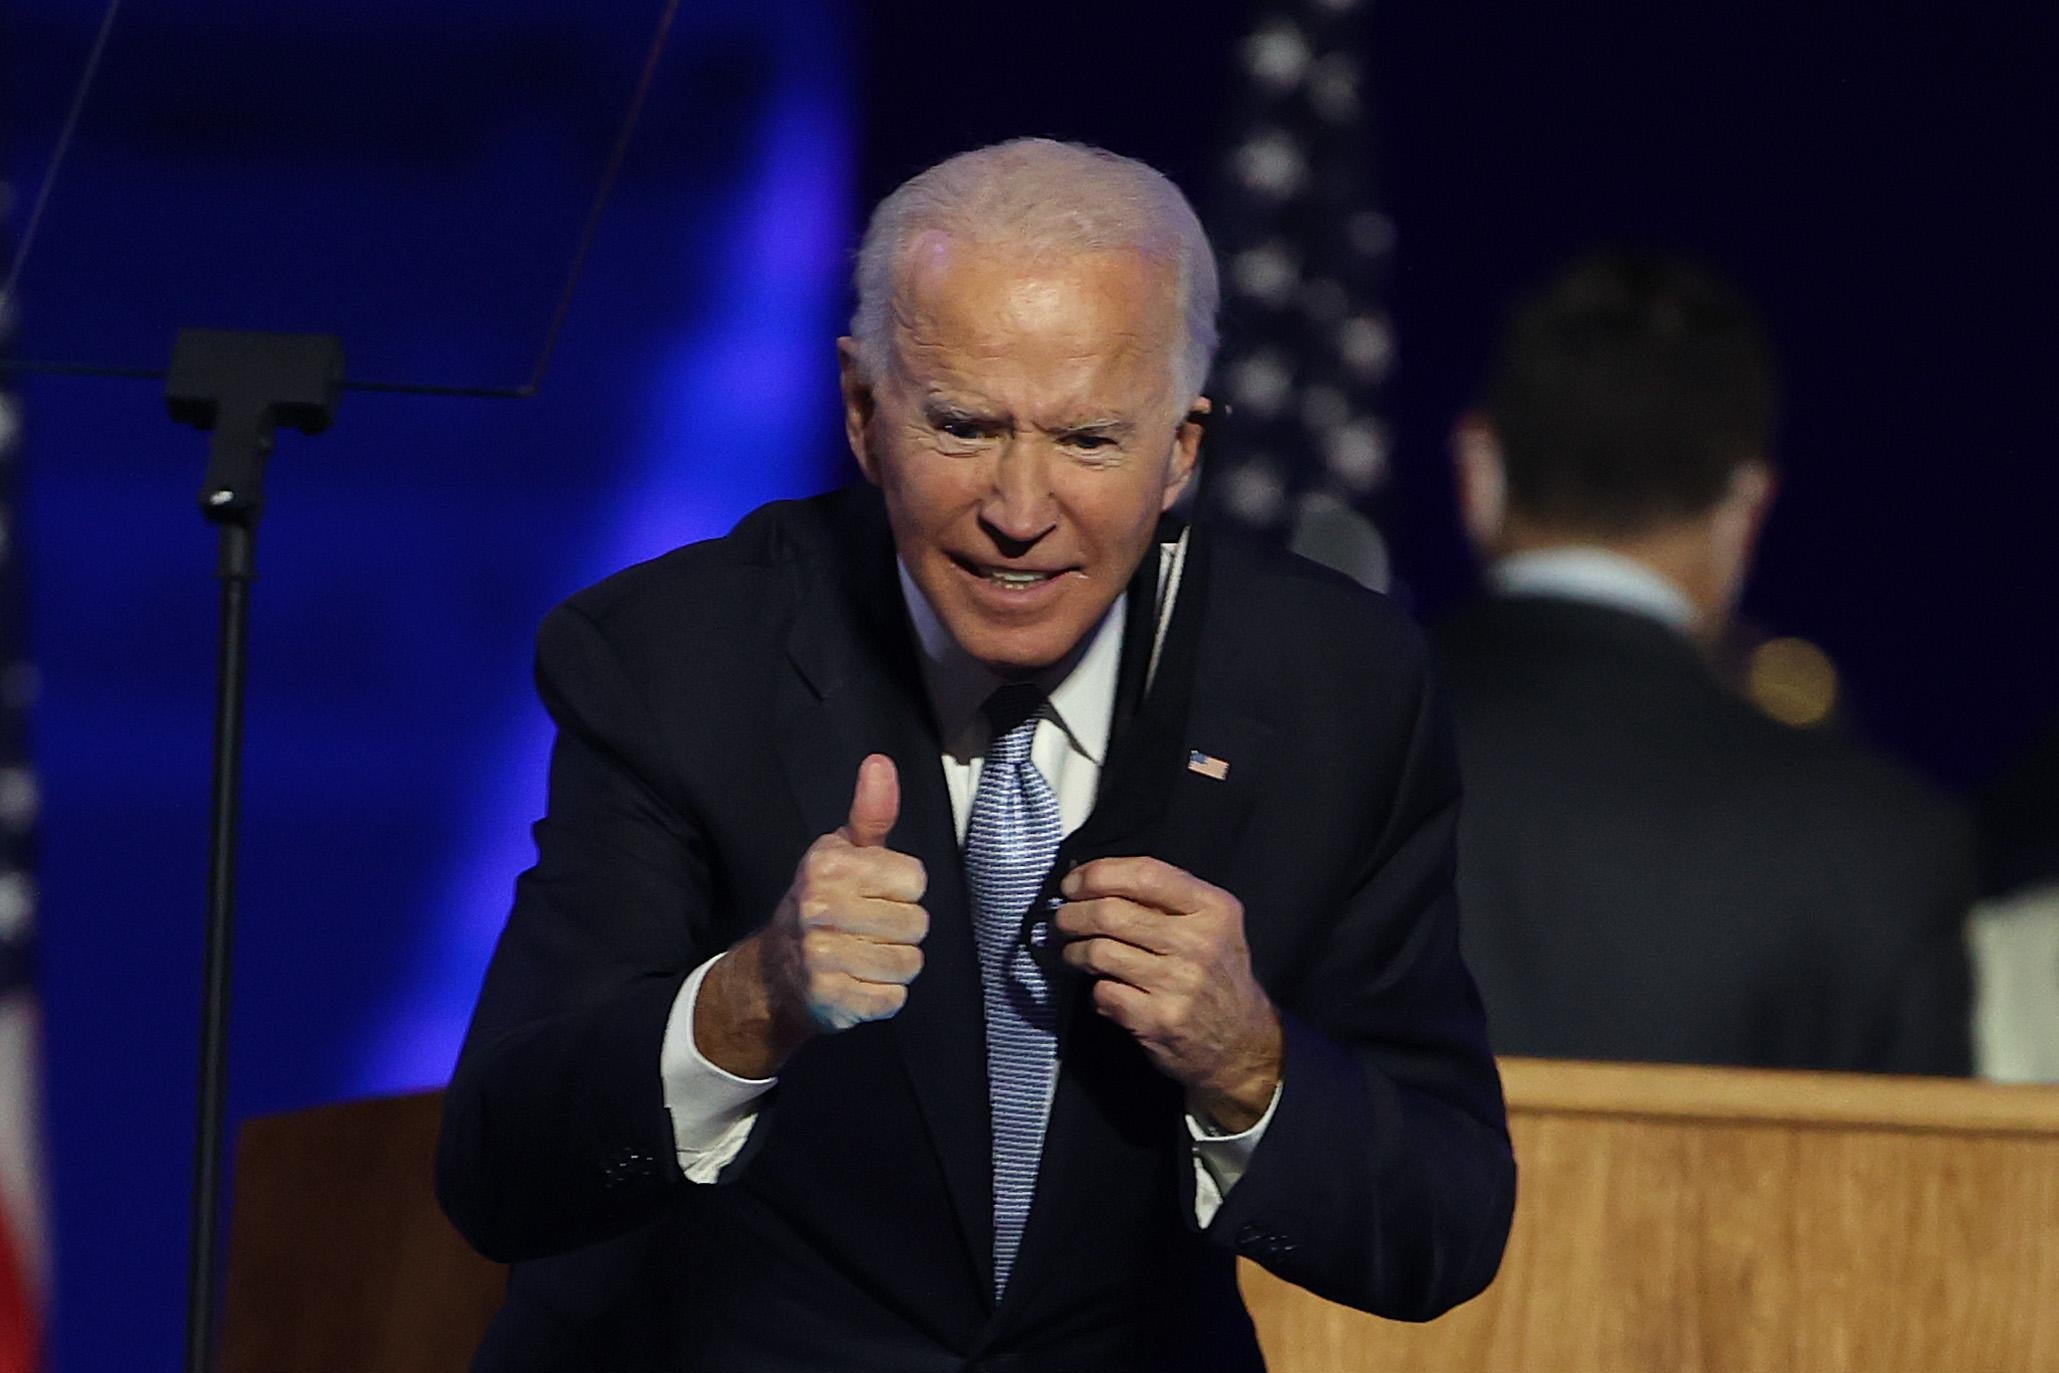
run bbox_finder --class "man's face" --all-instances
[839,235,1205,675]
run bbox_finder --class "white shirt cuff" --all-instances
[1186,1079,1283,1228]
[660,953,777,1183]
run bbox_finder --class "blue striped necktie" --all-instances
[964,683,1062,1296]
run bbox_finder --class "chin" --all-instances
[920,560,1123,675]
[950,621,1079,675]
[937,600,1099,675]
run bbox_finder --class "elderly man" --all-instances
[438,139,1513,1372]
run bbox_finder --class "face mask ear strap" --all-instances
[1145,525,1190,696]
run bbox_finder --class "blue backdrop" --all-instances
[8,2,850,1365]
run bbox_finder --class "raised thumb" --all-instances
[840,753,899,848]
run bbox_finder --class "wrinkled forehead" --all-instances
[888,231,1183,388]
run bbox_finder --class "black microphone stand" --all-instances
[163,329,345,1373]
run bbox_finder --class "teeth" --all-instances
[987,570,1051,586]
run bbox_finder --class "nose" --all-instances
[978,445,1057,555]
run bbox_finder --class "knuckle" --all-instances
[800,929,836,965]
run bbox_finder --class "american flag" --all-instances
[0,192,44,1373]
[1200,0,1397,591]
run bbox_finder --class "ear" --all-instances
[1712,460,1777,562]
[1702,460,1777,619]
[1452,413,1508,555]
[837,337,880,485]
[1162,394,1210,512]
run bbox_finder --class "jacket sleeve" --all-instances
[1198,651,1517,1321]
[436,601,744,1263]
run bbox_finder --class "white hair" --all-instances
[849,138,1220,402]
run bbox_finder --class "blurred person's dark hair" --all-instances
[1485,250,1779,536]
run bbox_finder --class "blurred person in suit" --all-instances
[1436,249,1973,1074]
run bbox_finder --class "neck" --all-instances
[1497,519,1737,642]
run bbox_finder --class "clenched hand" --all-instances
[696,754,929,1078]
[1055,856,1282,1132]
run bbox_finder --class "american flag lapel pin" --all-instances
[1187,749,1230,781]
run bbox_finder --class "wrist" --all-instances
[695,936,814,1079]
[1188,1011,1284,1134]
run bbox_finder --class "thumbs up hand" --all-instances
[695,755,929,1077]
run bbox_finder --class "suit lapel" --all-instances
[773,494,997,1297]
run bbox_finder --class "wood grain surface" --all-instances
[1239,1059,2059,1372]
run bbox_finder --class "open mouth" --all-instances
[949,554,1077,590]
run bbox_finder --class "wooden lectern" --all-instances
[224,1060,2059,1373]
[1242,1058,2059,1372]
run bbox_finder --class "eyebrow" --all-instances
[922,398,1004,425]
[919,398,1134,440]
[1049,417,1133,440]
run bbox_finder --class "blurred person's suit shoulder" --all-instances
[1435,593,1973,1075]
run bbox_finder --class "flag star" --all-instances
[1325,419,1391,491]
[1228,352,1295,418]
[1232,245,1301,305]
[1223,463,1287,524]
[1232,133,1309,200]
[1337,314,1397,382]
[0,770,35,831]
[1243,22,1313,90]
[0,872,33,943]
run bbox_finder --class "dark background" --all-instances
[3,1,2052,1366]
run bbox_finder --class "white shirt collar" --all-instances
[896,559,1123,765]
[1488,547,1698,635]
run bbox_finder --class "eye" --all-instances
[1065,432,1117,452]
[938,418,985,441]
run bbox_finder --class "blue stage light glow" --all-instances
[354,18,852,1096]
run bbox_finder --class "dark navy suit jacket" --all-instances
[1437,594,1973,1075]
[437,487,1514,1371]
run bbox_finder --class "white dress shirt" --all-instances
[1489,546,1698,634]
[657,558,1277,1226]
